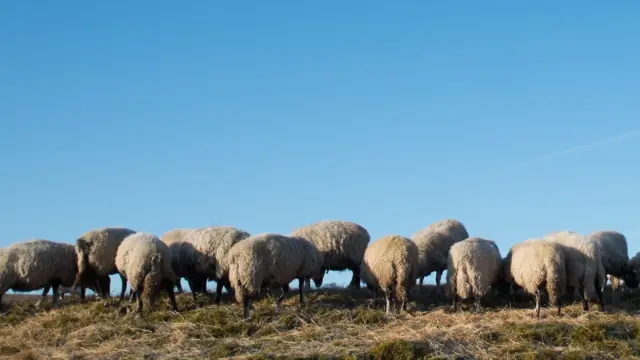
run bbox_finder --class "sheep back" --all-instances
[227,233,323,303]
[0,239,78,295]
[115,232,176,301]
[411,218,469,277]
[361,234,419,300]
[289,220,370,272]
[446,237,501,300]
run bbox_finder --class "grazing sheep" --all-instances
[0,239,78,310]
[411,218,469,297]
[160,228,197,294]
[446,237,502,312]
[290,220,370,289]
[587,230,638,289]
[227,233,324,319]
[543,231,605,312]
[361,234,419,314]
[502,239,566,318]
[171,226,251,303]
[73,227,137,301]
[115,232,178,313]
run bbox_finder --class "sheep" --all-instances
[171,226,251,303]
[73,227,137,302]
[160,228,198,294]
[290,220,370,290]
[411,218,469,297]
[361,234,420,314]
[586,230,639,289]
[226,233,324,319]
[543,231,605,312]
[0,239,78,310]
[502,239,566,318]
[446,237,502,312]
[115,232,178,313]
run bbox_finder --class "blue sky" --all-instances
[1,1,639,293]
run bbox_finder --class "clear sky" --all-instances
[1,1,639,292]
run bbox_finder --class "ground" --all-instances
[1,285,640,359]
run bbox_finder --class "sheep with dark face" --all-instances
[0,239,78,310]
[73,227,137,302]
[159,228,197,294]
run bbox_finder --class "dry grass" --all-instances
[2,285,640,359]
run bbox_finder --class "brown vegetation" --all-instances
[1,285,640,359]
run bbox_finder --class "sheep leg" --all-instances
[348,267,361,289]
[243,297,251,320]
[118,275,127,303]
[129,289,137,302]
[80,284,86,303]
[556,295,562,316]
[298,278,304,304]
[36,286,50,308]
[385,293,392,314]
[51,283,60,308]
[118,274,127,301]
[371,288,377,308]
[187,278,198,302]
[452,293,458,312]
[304,277,311,292]
[435,270,443,300]
[595,276,605,312]
[277,285,287,305]
[215,281,224,304]
[474,296,482,313]
[534,290,541,318]
[135,290,142,314]
[175,280,184,294]
[165,280,178,312]
[578,285,589,311]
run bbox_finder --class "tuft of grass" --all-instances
[1,285,640,358]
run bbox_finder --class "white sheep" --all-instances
[446,237,502,312]
[160,228,197,294]
[171,226,251,303]
[543,230,606,312]
[586,230,638,289]
[361,234,420,314]
[290,220,370,290]
[226,233,324,319]
[0,239,78,310]
[411,218,469,297]
[73,227,137,302]
[502,239,566,318]
[115,232,179,313]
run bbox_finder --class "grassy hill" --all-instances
[1,285,640,359]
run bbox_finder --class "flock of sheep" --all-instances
[0,219,638,320]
